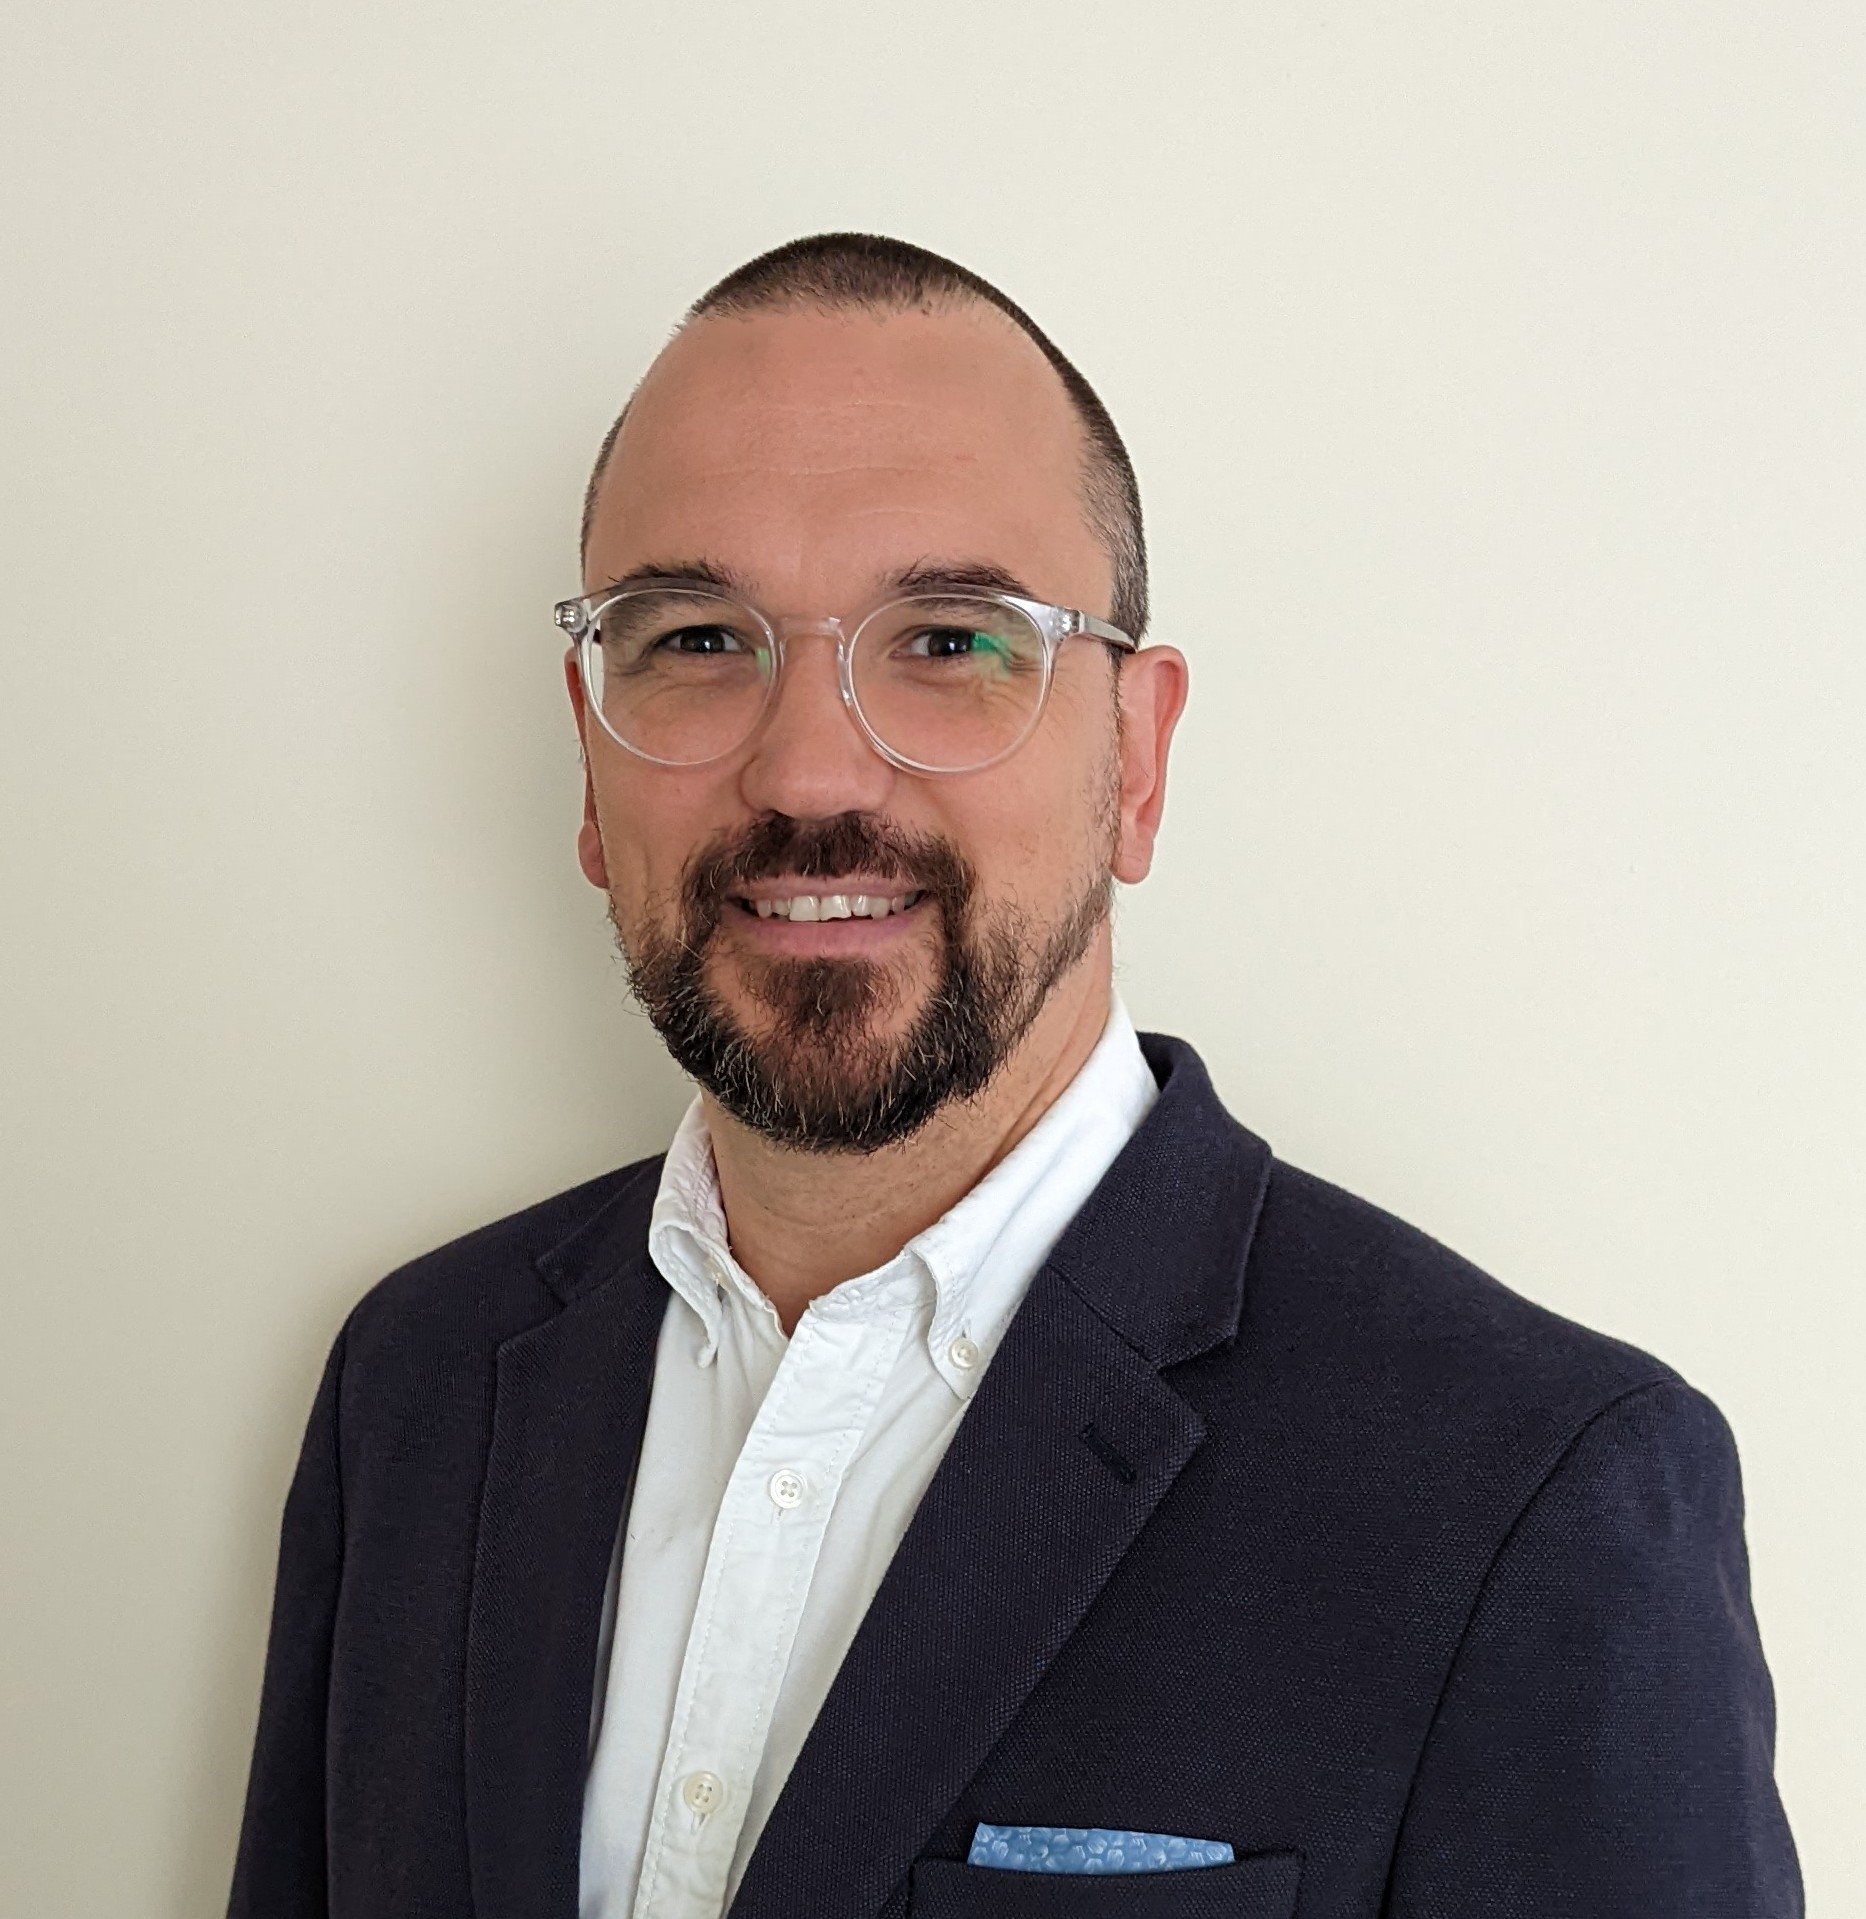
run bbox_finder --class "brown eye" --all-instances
[658,626,747,656]
[903,626,993,660]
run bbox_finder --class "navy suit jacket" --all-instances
[229,1035,1801,1917]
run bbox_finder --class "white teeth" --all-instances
[750,890,920,921]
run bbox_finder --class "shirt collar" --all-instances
[647,996,1160,1391]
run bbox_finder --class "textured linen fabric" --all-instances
[577,999,1159,1919]
[227,1032,1801,1919]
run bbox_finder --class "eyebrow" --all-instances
[596,556,1042,605]
[890,558,1037,599]
[598,558,752,596]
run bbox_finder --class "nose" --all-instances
[737,626,897,819]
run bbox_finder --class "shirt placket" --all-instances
[629,1292,914,1919]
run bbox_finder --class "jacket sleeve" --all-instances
[227,1325,348,1919]
[1385,1380,1802,1918]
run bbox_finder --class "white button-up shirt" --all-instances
[577,999,1159,1919]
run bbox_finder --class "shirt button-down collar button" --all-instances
[948,1335,981,1371]
[680,1770,725,1816]
[767,1468,805,1509]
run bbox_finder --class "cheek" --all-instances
[1029,684,1121,850]
[952,730,1117,904]
[590,767,713,914]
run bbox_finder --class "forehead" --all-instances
[585,303,1106,607]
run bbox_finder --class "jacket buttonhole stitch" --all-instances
[1079,1421,1139,1484]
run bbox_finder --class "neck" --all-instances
[700,937,1114,1334]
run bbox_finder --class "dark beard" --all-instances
[621,811,1111,1154]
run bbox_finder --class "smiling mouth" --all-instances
[731,889,928,923]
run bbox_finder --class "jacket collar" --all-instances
[533,1156,663,1305]
[1047,1031,1272,1367]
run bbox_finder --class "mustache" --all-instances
[680,813,975,932]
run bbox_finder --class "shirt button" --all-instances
[767,1468,806,1509]
[948,1335,981,1371]
[680,1770,725,1815]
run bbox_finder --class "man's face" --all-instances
[573,302,1178,1151]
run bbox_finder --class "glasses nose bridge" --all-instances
[766,614,858,700]
[759,613,867,743]
[768,612,849,653]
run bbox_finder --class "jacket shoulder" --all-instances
[1242,1155,1681,1447]
[341,1154,664,1364]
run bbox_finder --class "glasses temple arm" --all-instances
[1072,611,1139,652]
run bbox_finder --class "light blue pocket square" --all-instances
[968,1824,1235,1874]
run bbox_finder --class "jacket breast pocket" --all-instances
[907,1851,1302,1918]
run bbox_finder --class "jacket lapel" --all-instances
[728,1038,1274,1919]
[463,1166,668,1919]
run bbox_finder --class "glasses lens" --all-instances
[585,589,773,764]
[851,595,1049,771]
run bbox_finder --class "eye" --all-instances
[901,625,1009,662]
[657,624,747,655]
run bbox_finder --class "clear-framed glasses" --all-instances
[553,577,1137,775]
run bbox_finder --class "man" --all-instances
[229,233,1800,1919]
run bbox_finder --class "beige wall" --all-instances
[3,2,1861,1910]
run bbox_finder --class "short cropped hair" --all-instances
[581,232,1148,640]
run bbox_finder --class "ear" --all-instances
[564,650,610,890]
[1110,645,1189,885]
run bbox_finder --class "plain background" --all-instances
[3,2,1860,1911]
